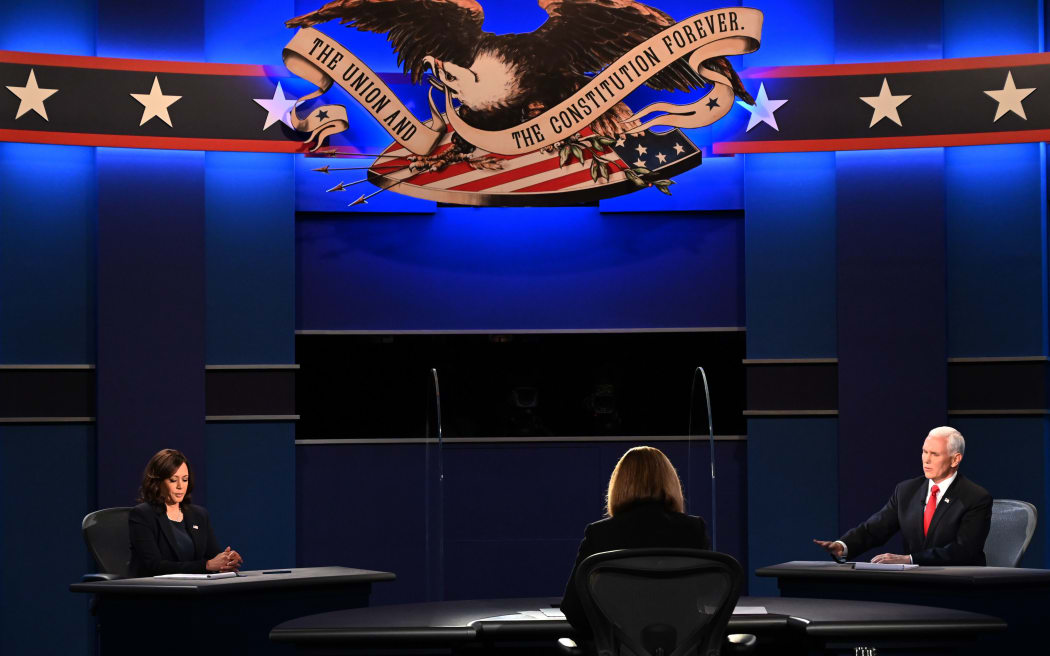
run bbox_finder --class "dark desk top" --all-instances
[70,566,395,597]
[756,560,1050,587]
[269,595,1005,646]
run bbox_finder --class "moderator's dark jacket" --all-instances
[128,502,222,577]
[560,500,711,636]
[840,474,992,566]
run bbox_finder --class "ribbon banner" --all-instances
[282,7,762,156]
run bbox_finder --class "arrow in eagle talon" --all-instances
[326,181,350,192]
[313,165,330,174]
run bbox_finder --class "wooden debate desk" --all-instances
[757,561,1050,652]
[70,566,395,655]
[269,595,1005,655]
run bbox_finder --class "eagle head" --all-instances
[424,49,526,114]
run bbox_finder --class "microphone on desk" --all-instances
[687,366,717,551]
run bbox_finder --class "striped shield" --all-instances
[364,121,702,206]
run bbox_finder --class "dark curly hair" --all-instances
[137,449,193,507]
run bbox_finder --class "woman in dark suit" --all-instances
[560,446,711,636]
[128,448,244,577]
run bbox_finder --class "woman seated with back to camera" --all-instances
[128,448,243,577]
[560,446,711,636]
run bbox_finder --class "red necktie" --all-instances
[923,484,940,536]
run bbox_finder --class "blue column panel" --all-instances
[946,144,1047,357]
[833,0,942,63]
[96,148,207,509]
[0,0,95,55]
[836,148,947,535]
[742,0,834,67]
[205,152,295,364]
[205,0,296,66]
[0,144,96,364]
[943,0,1043,58]
[96,0,205,61]
[205,422,295,569]
[0,425,94,656]
[747,418,838,596]
[744,152,837,359]
[952,417,1048,568]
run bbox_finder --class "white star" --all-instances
[253,82,298,130]
[984,71,1035,122]
[655,152,667,164]
[635,143,647,156]
[736,83,788,132]
[6,69,58,121]
[860,78,910,128]
[672,143,685,155]
[633,158,647,168]
[614,136,626,148]
[130,76,181,127]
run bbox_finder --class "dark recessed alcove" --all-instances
[296,331,745,440]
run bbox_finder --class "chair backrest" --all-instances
[82,507,133,579]
[984,499,1037,567]
[576,549,742,656]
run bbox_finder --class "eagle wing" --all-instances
[286,0,486,83]
[533,0,726,93]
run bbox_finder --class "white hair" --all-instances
[929,426,965,457]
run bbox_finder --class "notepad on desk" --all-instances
[733,606,768,615]
[154,572,238,580]
[853,562,919,571]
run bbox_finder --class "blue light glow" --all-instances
[0,0,95,55]
[943,0,1042,58]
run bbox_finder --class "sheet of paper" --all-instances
[853,562,919,571]
[517,610,561,620]
[540,608,566,618]
[733,606,768,615]
[154,572,237,579]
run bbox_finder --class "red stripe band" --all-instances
[741,52,1050,79]
[713,130,1050,155]
[0,129,309,153]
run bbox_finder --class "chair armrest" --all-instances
[725,633,757,655]
[81,573,121,582]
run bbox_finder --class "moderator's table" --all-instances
[757,561,1050,652]
[269,595,1005,655]
[71,566,395,655]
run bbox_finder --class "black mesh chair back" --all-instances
[82,507,133,579]
[984,499,1037,567]
[576,549,743,656]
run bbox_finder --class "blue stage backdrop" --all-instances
[1,1,1049,654]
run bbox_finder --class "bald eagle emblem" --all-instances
[283,0,762,206]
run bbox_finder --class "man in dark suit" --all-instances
[814,426,992,565]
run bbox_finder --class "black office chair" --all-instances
[82,507,133,581]
[984,499,1037,567]
[575,549,749,656]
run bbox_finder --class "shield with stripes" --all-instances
[364,122,702,206]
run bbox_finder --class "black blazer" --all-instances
[128,502,222,577]
[839,474,992,566]
[560,500,711,636]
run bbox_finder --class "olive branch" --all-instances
[556,134,676,195]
